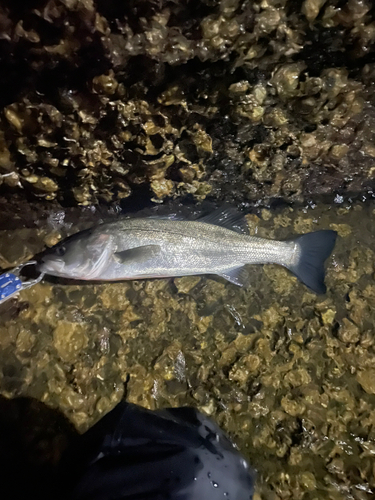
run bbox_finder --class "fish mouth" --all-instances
[38,256,66,276]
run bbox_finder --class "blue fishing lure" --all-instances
[0,261,44,305]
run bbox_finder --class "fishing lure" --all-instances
[0,261,44,305]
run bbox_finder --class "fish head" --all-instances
[38,228,113,279]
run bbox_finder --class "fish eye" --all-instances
[56,246,66,257]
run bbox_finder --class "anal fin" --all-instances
[218,266,249,287]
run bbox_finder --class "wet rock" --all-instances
[53,322,89,364]
[263,266,296,295]
[174,276,201,294]
[338,318,360,344]
[356,369,375,395]
[0,0,374,208]
[303,0,328,22]
[329,223,352,237]
[321,307,336,326]
[300,471,317,491]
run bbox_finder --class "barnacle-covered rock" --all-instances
[0,0,374,207]
[356,369,375,395]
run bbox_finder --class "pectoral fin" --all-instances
[114,245,161,264]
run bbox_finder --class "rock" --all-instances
[338,318,360,344]
[53,322,89,363]
[303,0,328,22]
[357,369,375,395]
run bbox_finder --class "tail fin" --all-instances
[287,230,337,294]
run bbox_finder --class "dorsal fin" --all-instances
[198,207,249,234]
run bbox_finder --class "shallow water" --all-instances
[0,200,375,500]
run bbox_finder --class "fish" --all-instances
[60,401,255,500]
[39,208,337,294]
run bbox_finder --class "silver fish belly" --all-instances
[39,213,337,294]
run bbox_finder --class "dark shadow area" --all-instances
[0,395,76,500]
[0,394,256,500]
